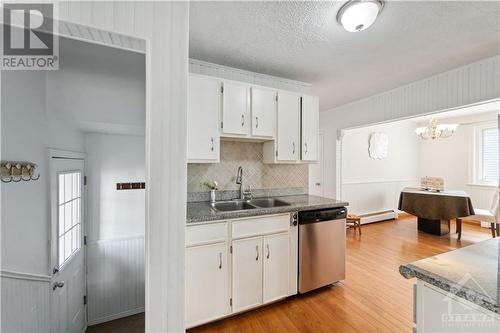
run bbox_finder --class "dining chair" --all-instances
[456,187,499,240]
[346,214,362,236]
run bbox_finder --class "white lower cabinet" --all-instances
[232,232,290,312]
[263,232,290,303]
[186,214,296,328]
[232,236,264,312]
[185,242,230,328]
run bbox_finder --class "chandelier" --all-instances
[415,119,458,140]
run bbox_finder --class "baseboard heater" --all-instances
[359,209,398,225]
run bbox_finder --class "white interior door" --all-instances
[50,156,86,333]
[309,132,324,196]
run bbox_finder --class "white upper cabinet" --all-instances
[188,72,320,164]
[250,87,276,138]
[301,95,319,161]
[221,81,250,136]
[187,75,221,163]
[275,91,300,162]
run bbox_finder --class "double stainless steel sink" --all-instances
[211,198,290,212]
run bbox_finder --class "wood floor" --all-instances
[86,215,490,333]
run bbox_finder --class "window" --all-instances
[475,124,499,185]
[58,171,82,268]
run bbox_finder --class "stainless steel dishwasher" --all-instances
[298,207,347,293]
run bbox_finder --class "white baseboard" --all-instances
[87,307,144,326]
[359,210,398,225]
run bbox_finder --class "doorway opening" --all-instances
[0,34,147,332]
[338,100,499,229]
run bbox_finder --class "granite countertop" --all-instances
[400,238,500,314]
[186,194,348,224]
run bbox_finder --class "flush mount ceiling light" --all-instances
[337,0,384,32]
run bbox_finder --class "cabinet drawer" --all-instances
[232,214,290,239]
[186,222,227,247]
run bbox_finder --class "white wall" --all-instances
[341,121,418,215]
[1,71,84,276]
[85,133,145,324]
[47,38,146,136]
[417,113,498,210]
[86,134,145,240]
[320,55,500,200]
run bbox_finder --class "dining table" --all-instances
[398,187,475,236]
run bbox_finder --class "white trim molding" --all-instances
[0,270,51,283]
[190,58,312,94]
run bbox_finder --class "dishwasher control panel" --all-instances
[299,207,347,224]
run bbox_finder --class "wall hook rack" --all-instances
[1,161,40,183]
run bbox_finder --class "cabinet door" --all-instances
[301,95,319,161]
[263,232,289,303]
[232,236,263,312]
[186,243,230,328]
[222,81,249,136]
[276,92,300,161]
[188,76,220,162]
[251,87,276,138]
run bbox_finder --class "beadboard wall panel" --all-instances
[56,2,189,332]
[0,274,51,333]
[87,237,145,325]
[189,59,312,94]
[320,55,500,199]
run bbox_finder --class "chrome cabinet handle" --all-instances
[210,137,214,152]
[292,142,295,155]
[255,245,259,261]
[255,116,259,128]
[266,244,270,259]
[218,252,222,269]
[53,281,65,290]
[304,142,308,154]
[241,114,245,127]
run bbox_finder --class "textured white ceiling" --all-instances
[189,1,500,111]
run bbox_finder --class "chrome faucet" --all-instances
[236,166,244,199]
[236,166,252,200]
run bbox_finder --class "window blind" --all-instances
[482,127,499,183]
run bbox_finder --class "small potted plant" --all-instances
[202,180,218,203]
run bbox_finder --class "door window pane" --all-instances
[57,171,82,268]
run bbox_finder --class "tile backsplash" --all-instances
[187,141,308,192]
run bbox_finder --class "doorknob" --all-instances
[315,183,321,186]
[53,281,65,290]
